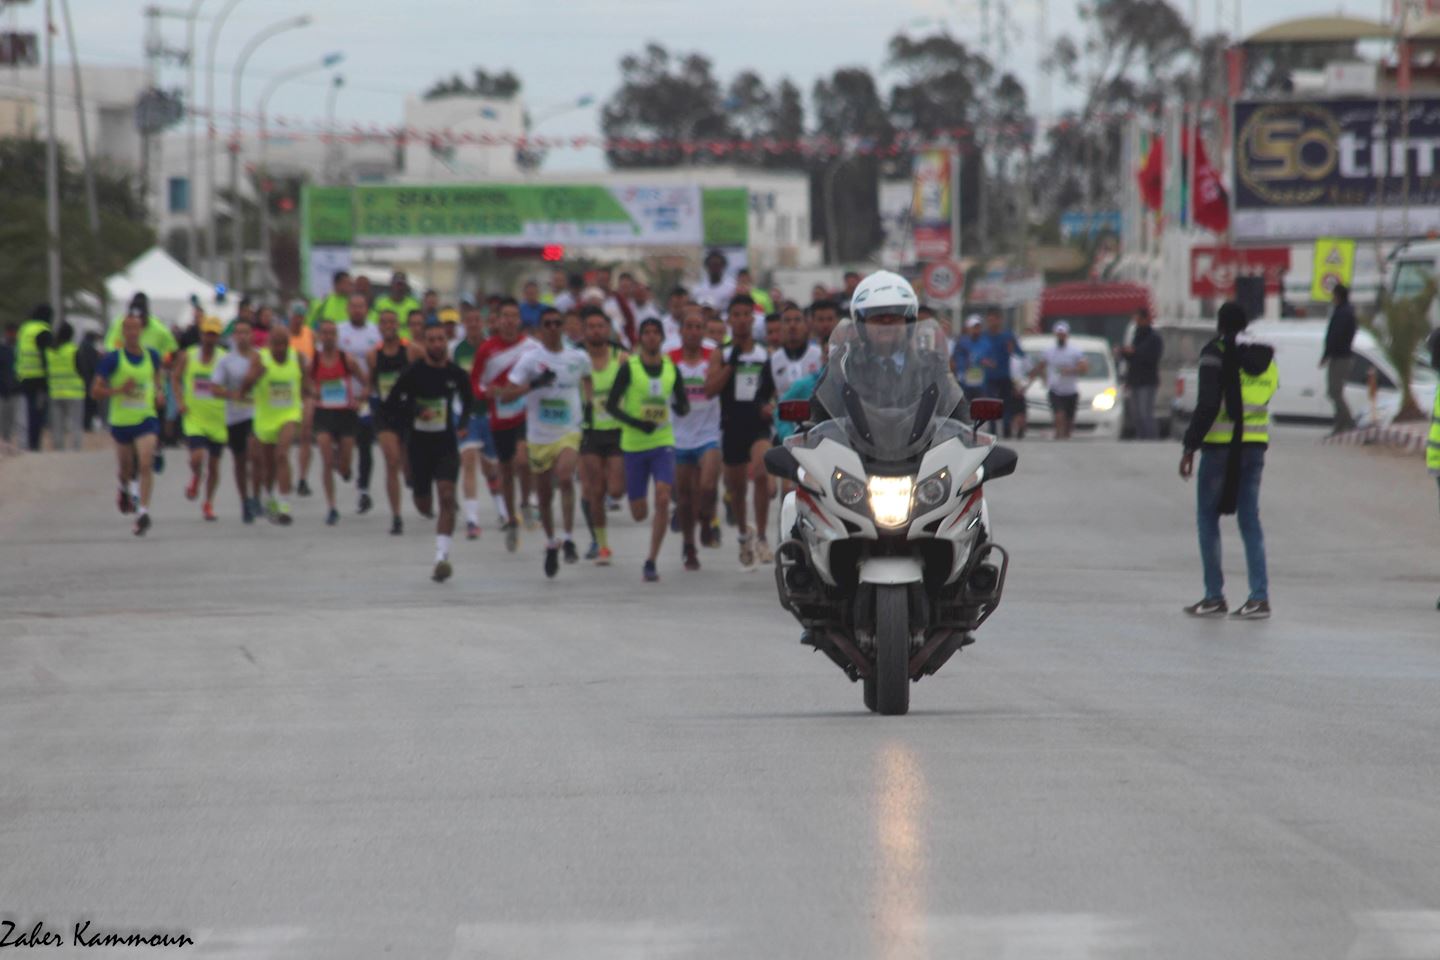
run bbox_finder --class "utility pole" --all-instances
[44,0,62,317]
[58,0,99,240]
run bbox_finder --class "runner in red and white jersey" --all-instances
[469,297,540,551]
[668,305,724,569]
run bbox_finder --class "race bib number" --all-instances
[735,362,762,403]
[964,364,985,387]
[377,371,399,399]
[191,374,214,398]
[640,398,668,424]
[685,375,706,400]
[268,382,294,407]
[497,395,526,419]
[119,380,149,409]
[320,379,348,406]
[413,396,446,432]
[539,396,571,426]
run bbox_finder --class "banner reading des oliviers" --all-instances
[349,184,707,246]
[1233,97,1440,241]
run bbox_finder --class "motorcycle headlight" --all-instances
[832,471,867,508]
[1092,387,1117,411]
[867,475,913,528]
[913,469,951,510]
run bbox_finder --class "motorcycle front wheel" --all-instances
[872,584,910,716]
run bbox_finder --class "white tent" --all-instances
[104,247,238,329]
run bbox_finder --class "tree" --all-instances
[424,68,521,101]
[0,138,153,324]
[1374,279,1435,422]
[601,43,738,168]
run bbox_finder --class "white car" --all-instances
[1019,334,1123,438]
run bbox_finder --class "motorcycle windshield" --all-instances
[813,318,964,465]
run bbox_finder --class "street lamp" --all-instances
[184,0,207,269]
[223,14,313,291]
[256,51,343,297]
[204,0,246,279]
[323,73,344,185]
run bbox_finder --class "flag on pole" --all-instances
[1190,127,1230,234]
[1136,134,1164,212]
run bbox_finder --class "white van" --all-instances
[1174,321,1437,428]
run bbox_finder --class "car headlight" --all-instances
[832,471,867,508]
[867,475,913,528]
[913,469,951,510]
[1092,387,1117,411]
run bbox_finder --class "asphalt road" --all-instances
[2,429,1438,960]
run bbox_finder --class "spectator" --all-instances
[77,330,101,432]
[0,321,19,446]
[44,323,84,451]
[16,304,55,451]
[1121,306,1164,439]
[692,250,735,311]
[1028,321,1089,440]
[519,281,546,330]
[374,271,418,324]
[1321,282,1357,434]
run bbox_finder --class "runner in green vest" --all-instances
[604,318,690,582]
[579,305,628,563]
[241,326,306,525]
[16,304,54,452]
[1180,301,1279,621]
[307,270,354,330]
[172,317,228,521]
[44,327,85,451]
[374,271,421,331]
[91,311,165,535]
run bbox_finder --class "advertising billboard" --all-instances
[1233,97,1440,240]
[911,149,953,260]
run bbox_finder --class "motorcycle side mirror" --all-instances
[969,398,1004,424]
[984,444,1019,480]
[763,445,802,482]
[778,399,811,423]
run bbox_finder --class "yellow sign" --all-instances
[1311,237,1355,302]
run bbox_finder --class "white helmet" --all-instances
[850,270,919,323]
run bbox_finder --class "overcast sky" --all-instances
[8,0,1333,171]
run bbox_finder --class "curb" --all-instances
[1319,422,1428,455]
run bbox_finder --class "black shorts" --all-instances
[580,427,622,458]
[492,422,526,464]
[314,407,358,439]
[374,411,408,438]
[407,435,460,493]
[186,434,224,458]
[226,420,253,457]
[1048,392,1079,418]
[722,423,769,467]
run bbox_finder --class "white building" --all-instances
[0,64,147,172]
[399,93,525,182]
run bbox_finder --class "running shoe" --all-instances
[265,499,281,523]
[326,508,339,526]
[203,501,217,522]
[683,544,700,572]
[585,540,600,561]
[132,513,151,537]
[1230,599,1271,621]
[390,516,403,536]
[755,539,774,565]
[241,499,254,524]
[357,492,373,514]
[544,545,560,579]
[185,474,200,501]
[297,478,312,497]
[606,496,622,512]
[643,559,660,583]
[432,559,453,583]
[504,520,519,553]
[596,546,613,566]
[563,541,579,564]
[466,521,480,541]
[737,532,755,570]
[117,487,134,515]
[275,503,294,526]
[1182,598,1228,618]
[339,468,352,482]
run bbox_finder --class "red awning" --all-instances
[1039,282,1153,318]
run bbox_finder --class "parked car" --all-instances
[1019,334,1123,438]
[1173,321,1437,428]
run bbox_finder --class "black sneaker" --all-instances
[544,546,560,579]
[562,540,579,564]
[1183,598,1228,617]
[357,492,373,515]
[132,513,152,537]
[297,479,312,497]
[1230,599,1271,621]
[390,516,403,536]
[683,544,700,572]
[432,559,453,583]
[325,508,339,526]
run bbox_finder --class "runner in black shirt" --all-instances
[384,321,475,583]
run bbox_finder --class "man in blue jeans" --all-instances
[1179,301,1279,621]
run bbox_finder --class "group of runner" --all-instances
[93,267,842,584]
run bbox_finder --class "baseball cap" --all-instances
[438,307,460,325]
[964,314,982,329]
[200,316,223,335]
[1053,321,1071,335]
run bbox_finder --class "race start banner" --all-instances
[1233,98,1440,240]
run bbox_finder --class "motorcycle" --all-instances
[764,317,1018,715]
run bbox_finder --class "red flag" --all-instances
[1136,135,1164,212]
[1191,129,1230,233]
